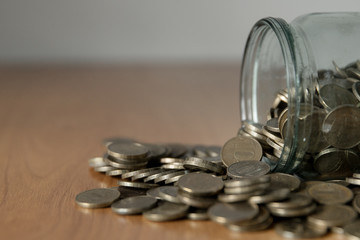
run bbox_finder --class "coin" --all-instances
[154,170,187,184]
[157,186,182,203]
[226,207,272,232]
[308,205,357,227]
[187,208,209,221]
[208,202,259,225]
[106,169,130,177]
[146,187,163,199]
[122,167,161,180]
[322,105,360,149]
[117,180,159,189]
[224,182,269,195]
[267,193,313,209]
[217,191,264,203]
[265,118,280,133]
[344,220,360,239]
[177,189,217,208]
[143,201,189,222]
[352,194,360,214]
[88,157,107,167]
[93,165,117,173]
[161,162,185,170]
[249,188,290,204]
[275,218,328,239]
[224,175,270,188]
[107,142,149,159]
[227,160,270,179]
[183,156,225,175]
[75,188,121,208]
[111,196,157,215]
[269,202,317,218]
[221,136,263,167]
[178,172,224,196]
[143,169,178,182]
[131,168,164,181]
[308,182,353,205]
[352,81,360,101]
[307,110,330,153]
[160,157,184,164]
[269,173,301,191]
[313,148,355,176]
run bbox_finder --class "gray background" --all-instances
[0,0,359,64]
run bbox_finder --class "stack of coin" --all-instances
[87,138,226,188]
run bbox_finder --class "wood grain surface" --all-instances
[0,64,341,240]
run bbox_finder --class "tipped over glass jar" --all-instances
[239,12,360,180]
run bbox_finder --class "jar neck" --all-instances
[240,17,315,173]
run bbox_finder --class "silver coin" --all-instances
[107,142,149,159]
[308,182,353,205]
[106,169,130,177]
[226,207,272,232]
[104,157,147,169]
[143,169,178,182]
[267,193,313,209]
[269,173,301,191]
[117,180,159,189]
[121,167,161,180]
[224,175,270,188]
[177,190,217,208]
[93,165,117,173]
[88,157,107,167]
[224,182,269,195]
[131,168,164,181]
[154,170,187,184]
[322,105,360,149]
[275,218,328,239]
[249,188,290,204]
[75,188,121,208]
[164,173,186,185]
[314,148,356,176]
[161,162,185,170]
[143,143,168,159]
[111,195,157,215]
[265,118,280,133]
[160,157,185,164]
[353,194,360,214]
[217,190,264,203]
[227,160,270,179]
[221,136,263,167]
[307,110,330,153]
[146,187,163,199]
[242,121,265,135]
[178,172,224,196]
[266,138,283,151]
[208,202,259,225]
[269,202,317,218]
[344,220,360,239]
[347,67,360,80]
[308,204,357,227]
[319,84,358,109]
[333,60,348,78]
[346,177,360,186]
[143,201,189,222]
[157,186,182,203]
[183,156,225,175]
[262,127,284,144]
[187,208,209,221]
[352,81,360,101]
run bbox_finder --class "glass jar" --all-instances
[240,12,360,180]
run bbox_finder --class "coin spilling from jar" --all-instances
[75,60,360,238]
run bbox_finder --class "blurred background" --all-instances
[0,0,359,65]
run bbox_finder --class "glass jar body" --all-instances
[240,12,360,179]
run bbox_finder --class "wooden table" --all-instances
[0,64,340,240]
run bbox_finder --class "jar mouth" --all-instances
[240,17,314,173]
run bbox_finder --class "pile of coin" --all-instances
[238,60,360,180]
[76,136,360,239]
